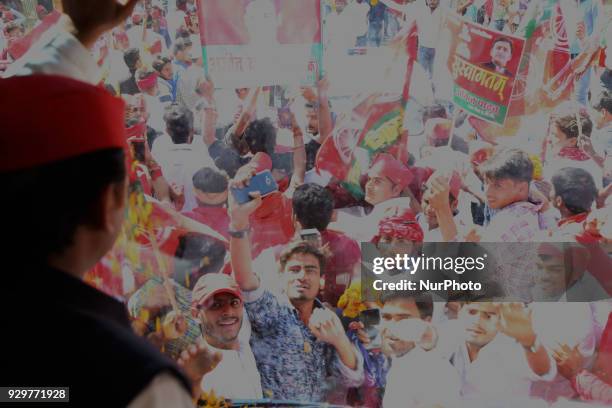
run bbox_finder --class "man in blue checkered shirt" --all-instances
[227,181,364,402]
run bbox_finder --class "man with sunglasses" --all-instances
[184,273,263,399]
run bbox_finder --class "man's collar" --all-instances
[21,265,131,328]
[288,297,325,312]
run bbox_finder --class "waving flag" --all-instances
[8,10,62,61]
[315,22,417,198]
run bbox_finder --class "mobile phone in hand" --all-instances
[230,170,278,205]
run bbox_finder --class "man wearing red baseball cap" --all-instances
[0,1,204,406]
[185,273,262,399]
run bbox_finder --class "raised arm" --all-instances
[317,77,333,144]
[228,172,263,291]
[231,87,261,138]
[198,78,217,147]
[285,112,306,197]
[425,175,459,242]
[62,0,139,49]
[499,303,554,378]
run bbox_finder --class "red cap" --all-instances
[113,29,129,44]
[424,169,462,199]
[368,153,412,190]
[249,152,273,173]
[0,75,126,173]
[448,172,462,199]
[137,72,158,91]
[471,147,494,166]
[425,118,451,143]
[373,205,424,243]
[126,121,147,142]
[192,273,243,309]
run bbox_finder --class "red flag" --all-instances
[315,22,417,196]
[149,39,163,55]
[508,2,575,117]
[8,10,62,60]
[539,3,573,108]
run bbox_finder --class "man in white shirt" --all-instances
[186,273,263,399]
[380,0,445,78]
[152,104,217,211]
[380,291,460,408]
[437,302,557,402]
[126,7,167,57]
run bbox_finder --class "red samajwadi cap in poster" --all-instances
[0,75,127,173]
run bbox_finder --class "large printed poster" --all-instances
[445,13,525,125]
[197,0,322,87]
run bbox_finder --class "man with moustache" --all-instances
[228,179,364,401]
[481,37,514,77]
[182,273,262,399]
[437,302,556,401]
[380,291,460,408]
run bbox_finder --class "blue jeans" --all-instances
[368,22,383,47]
[418,46,436,79]
[575,66,592,106]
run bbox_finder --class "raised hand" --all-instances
[498,303,536,348]
[161,310,188,341]
[308,308,349,347]
[553,343,585,380]
[227,176,263,231]
[425,174,452,214]
[177,339,223,385]
[62,0,140,48]
[348,321,371,346]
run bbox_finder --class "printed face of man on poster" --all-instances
[482,37,514,77]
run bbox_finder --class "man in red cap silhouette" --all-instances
[0,1,216,406]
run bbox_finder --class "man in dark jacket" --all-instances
[0,1,217,406]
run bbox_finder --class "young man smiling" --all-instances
[183,273,262,399]
[227,176,364,402]
[437,302,556,401]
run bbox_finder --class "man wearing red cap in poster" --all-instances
[333,153,414,243]
[0,1,216,406]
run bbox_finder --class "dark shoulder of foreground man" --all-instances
[0,266,191,407]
